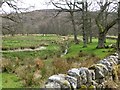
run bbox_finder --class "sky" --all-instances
[0,0,119,13]
[1,0,56,13]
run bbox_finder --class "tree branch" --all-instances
[104,18,117,34]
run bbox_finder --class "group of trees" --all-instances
[50,0,119,48]
[1,0,120,53]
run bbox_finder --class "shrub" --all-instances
[52,58,70,74]
[15,65,36,86]
[80,56,100,67]
[34,58,44,70]
[66,56,79,64]
[32,69,42,85]
[2,59,16,73]
[90,53,96,57]
[14,58,45,86]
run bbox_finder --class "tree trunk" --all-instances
[83,27,87,47]
[11,30,15,36]
[95,1,117,49]
[89,18,92,43]
[85,2,89,44]
[97,32,106,48]
[118,2,120,59]
[82,2,87,47]
[70,12,79,44]
[104,10,107,43]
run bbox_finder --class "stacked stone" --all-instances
[45,74,77,90]
[45,53,119,90]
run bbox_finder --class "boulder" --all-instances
[107,55,118,65]
[67,68,81,88]
[96,64,109,76]
[98,59,113,73]
[79,67,95,85]
[67,68,80,77]
[45,74,77,89]
[89,64,105,81]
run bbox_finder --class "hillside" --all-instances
[2,9,118,36]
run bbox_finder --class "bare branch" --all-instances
[104,18,117,34]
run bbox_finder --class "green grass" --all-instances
[2,36,116,60]
[3,44,60,60]
[0,73,2,89]
[1,73,23,88]
[64,38,116,59]
[2,35,117,88]
[2,35,61,50]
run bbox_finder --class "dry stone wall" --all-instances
[44,53,120,90]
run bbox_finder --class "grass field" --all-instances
[65,38,116,59]
[2,35,62,50]
[1,34,117,88]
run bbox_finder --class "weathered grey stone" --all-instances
[79,67,89,84]
[65,75,77,89]
[45,74,71,89]
[98,60,113,73]
[45,74,77,89]
[68,68,97,87]
[96,64,109,76]
[89,70,95,80]
[112,53,118,56]
[45,81,61,90]
[78,67,96,86]
[67,68,81,89]
[67,68,80,77]
[89,64,105,80]
[96,83,105,90]
[108,56,118,64]
[45,53,119,89]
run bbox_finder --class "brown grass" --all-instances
[52,58,70,74]
[79,56,100,68]
[34,58,45,70]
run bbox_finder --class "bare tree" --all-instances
[95,1,117,48]
[1,0,22,36]
[80,0,92,47]
[50,0,83,44]
[1,0,34,36]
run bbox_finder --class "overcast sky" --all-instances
[0,0,119,13]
